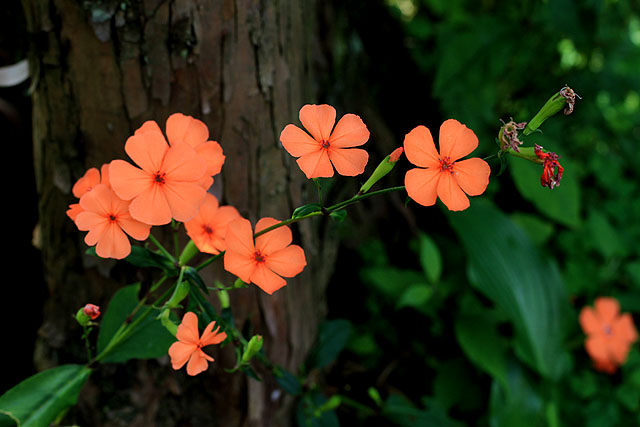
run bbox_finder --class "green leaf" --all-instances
[274,367,302,396]
[292,203,323,219]
[586,210,626,258]
[509,154,581,227]
[307,319,353,370]
[0,364,91,427]
[455,312,509,388]
[418,232,442,283]
[97,283,177,363]
[184,266,209,294]
[329,210,347,222]
[448,199,572,379]
[510,212,555,245]
[86,245,178,275]
[382,394,463,427]
[360,267,425,299]
[396,283,433,311]
[296,392,340,427]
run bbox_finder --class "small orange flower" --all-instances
[67,164,111,221]
[389,147,403,163]
[82,304,101,320]
[75,184,151,259]
[223,217,307,295]
[404,119,491,211]
[184,193,241,255]
[168,312,227,376]
[579,297,638,374]
[109,121,209,225]
[280,104,370,178]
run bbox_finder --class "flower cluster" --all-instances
[579,297,638,374]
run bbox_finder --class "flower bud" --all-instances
[158,308,178,336]
[359,147,403,194]
[523,86,580,136]
[76,304,100,326]
[178,239,199,266]
[165,278,190,309]
[241,335,263,364]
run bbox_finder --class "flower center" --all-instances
[203,225,213,235]
[254,250,265,263]
[154,172,166,184]
[109,214,117,222]
[439,156,455,174]
[321,139,330,149]
[603,325,612,336]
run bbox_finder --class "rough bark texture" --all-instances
[22,0,338,425]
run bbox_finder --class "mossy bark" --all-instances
[22,0,336,425]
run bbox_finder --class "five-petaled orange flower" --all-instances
[168,312,227,376]
[184,193,241,255]
[224,217,307,295]
[280,104,370,179]
[404,119,491,211]
[75,184,151,259]
[109,120,210,226]
[67,163,111,221]
[579,297,638,374]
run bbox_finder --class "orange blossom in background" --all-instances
[168,312,227,376]
[67,163,111,221]
[579,297,638,374]
[404,119,491,211]
[224,217,307,295]
[280,104,370,179]
[185,193,242,255]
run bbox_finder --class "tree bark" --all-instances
[22,0,337,425]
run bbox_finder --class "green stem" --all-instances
[195,251,225,271]
[148,233,177,264]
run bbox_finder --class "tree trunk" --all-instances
[22,0,337,424]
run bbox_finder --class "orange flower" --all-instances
[280,104,370,178]
[75,184,151,259]
[184,193,241,254]
[67,164,111,221]
[168,312,227,376]
[579,297,638,374]
[109,121,209,225]
[82,304,101,320]
[223,217,307,294]
[404,119,491,211]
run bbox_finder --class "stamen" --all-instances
[203,225,213,235]
[321,139,330,149]
[254,251,265,263]
[154,172,166,184]
[439,156,455,174]
[109,215,117,221]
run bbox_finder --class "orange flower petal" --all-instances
[255,217,292,255]
[223,250,257,283]
[134,120,162,136]
[166,113,209,148]
[163,181,207,223]
[594,297,620,324]
[66,203,83,221]
[200,322,227,346]
[186,350,212,376]
[100,163,111,187]
[109,160,153,201]
[453,158,491,196]
[72,167,101,198]
[163,143,207,182]
[403,125,440,168]
[176,312,201,344]
[128,184,172,225]
[437,172,470,211]
[196,141,225,176]
[296,149,334,178]
[95,223,131,259]
[579,306,601,336]
[329,113,369,148]
[613,313,638,343]
[168,341,197,370]
[118,213,151,241]
[328,147,369,176]
[585,335,609,362]
[124,130,169,173]
[609,337,632,365]
[438,119,478,162]
[404,167,441,207]
[280,124,322,157]
[77,212,107,245]
[265,245,306,278]
[250,263,287,295]
[299,104,336,142]
[225,218,256,258]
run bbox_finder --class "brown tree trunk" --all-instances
[22,0,337,425]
